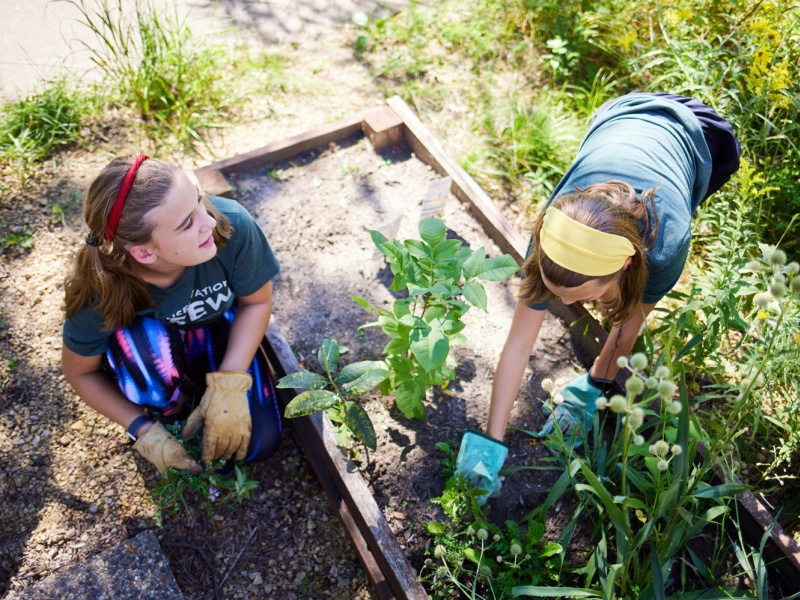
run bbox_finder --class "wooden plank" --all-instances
[363,106,404,151]
[264,320,427,600]
[197,112,365,177]
[190,168,232,198]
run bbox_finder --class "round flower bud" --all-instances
[425,558,433,567]
[541,378,554,392]
[625,376,645,396]
[746,259,762,272]
[657,380,675,400]
[770,281,787,300]
[609,395,627,413]
[510,542,522,556]
[770,249,787,266]
[628,407,644,430]
[657,459,670,472]
[555,378,566,388]
[553,393,565,405]
[630,353,648,370]
[671,444,683,456]
[617,356,628,369]
[525,554,531,560]
[655,365,671,379]
[467,527,475,536]
[633,435,645,445]
[497,555,503,563]
[645,376,658,389]
[668,401,682,415]
[788,261,800,275]
[595,397,608,410]
[477,528,488,541]
[493,534,500,542]
[754,292,771,309]
[478,564,492,577]
[650,440,669,457]
[792,277,800,294]
[761,245,774,262]
[434,544,446,558]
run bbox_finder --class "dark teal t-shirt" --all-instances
[528,94,712,309]
[63,196,280,356]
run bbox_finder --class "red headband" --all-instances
[104,155,149,241]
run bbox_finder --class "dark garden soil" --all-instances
[230,134,593,573]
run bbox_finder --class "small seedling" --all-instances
[277,338,388,451]
[267,168,288,181]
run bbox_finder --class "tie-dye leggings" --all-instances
[104,309,281,462]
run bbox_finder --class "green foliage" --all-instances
[61,0,234,153]
[277,338,388,451]
[148,421,259,527]
[354,218,518,419]
[0,78,86,178]
[0,227,34,250]
[421,450,561,599]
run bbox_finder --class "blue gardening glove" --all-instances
[455,429,509,505]
[530,373,611,447]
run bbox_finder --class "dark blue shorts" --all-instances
[105,309,281,462]
[594,92,741,200]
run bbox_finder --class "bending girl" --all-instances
[456,93,741,499]
[62,156,282,474]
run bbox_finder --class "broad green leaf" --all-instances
[433,238,462,260]
[449,332,467,346]
[335,360,388,384]
[405,239,431,259]
[410,328,449,370]
[383,338,409,355]
[392,300,411,319]
[475,254,519,281]
[538,542,562,559]
[344,401,377,450]
[462,247,486,279]
[368,228,388,248]
[395,380,426,419]
[426,521,445,535]
[284,390,339,418]
[462,281,488,311]
[691,482,749,498]
[352,295,393,317]
[318,339,339,373]
[378,315,401,338]
[419,217,446,246]
[276,371,328,390]
[342,369,390,396]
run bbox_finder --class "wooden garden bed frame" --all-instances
[193,96,800,599]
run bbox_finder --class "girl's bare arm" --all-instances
[590,302,656,382]
[219,281,273,373]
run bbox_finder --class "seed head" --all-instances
[467,527,475,536]
[668,401,682,415]
[634,435,645,445]
[478,564,492,577]
[434,544,446,558]
[655,365,671,379]
[761,245,774,262]
[553,393,565,405]
[770,249,787,266]
[625,376,645,396]
[650,440,669,457]
[595,397,608,410]
[493,534,500,542]
[671,444,683,456]
[617,356,628,369]
[657,459,670,472]
[645,377,658,389]
[496,555,503,563]
[746,259,762,272]
[628,407,644,430]
[788,261,799,275]
[630,353,648,370]
[541,378,554,392]
[477,528,488,541]
[754,292,771,309]
[770,280,787,300]
[792,277,800,294]
[510,542,522,556]
[609,395,627,413]
[555,378,566,388]
[657,380,675,400]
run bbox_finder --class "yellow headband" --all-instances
[539,207,635,276]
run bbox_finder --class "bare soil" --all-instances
[231,133,586,572]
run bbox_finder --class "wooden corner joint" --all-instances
[362,106,405,151]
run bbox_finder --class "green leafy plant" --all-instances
[148,421,259,527]
[277,338,389,451]
[0,227,34,250]
[354,217,518,419]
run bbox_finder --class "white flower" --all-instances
[609,395,627,413]
[628,407,644,430]
[617,356,628,368]
[788,261,799,275]
[553,393,565,405]
[657,380,675,400]
[655,366,671,379]
[650,440,669,457]
[434,544,446,558]
[645,377,658,389]
[657,459,670,472]
[510,542,522,556]
[477,528,488,541]
[668,401,682,415]
[595,397,608,410]
[555,378,566,388]
[541,378,554,392]
[671,444,683,456]
[769,249,787,266]
[633,435,645,445]
[625,376,645,396]
[630,353,648,370]
[754,292,771,309]
[771,281,787,300]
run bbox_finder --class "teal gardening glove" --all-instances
[530,373,612,447]
[455,429,509,506]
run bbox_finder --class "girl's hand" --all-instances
[134,422,202,474]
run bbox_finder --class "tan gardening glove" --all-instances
[182,371,252,465]
[134,422,202,474]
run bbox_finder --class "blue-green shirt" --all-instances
[63,197,280,356]
[529,94,712,309]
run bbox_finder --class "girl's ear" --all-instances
[622,256,633,270]
[128,244,157,265]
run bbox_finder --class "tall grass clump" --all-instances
[0,78,88,179]
[62,0,234,153]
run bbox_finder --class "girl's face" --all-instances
[541,273,618,306]
[132,171,218,270]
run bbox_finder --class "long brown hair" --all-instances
[519,180,659,326]
[64,156,232,331]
